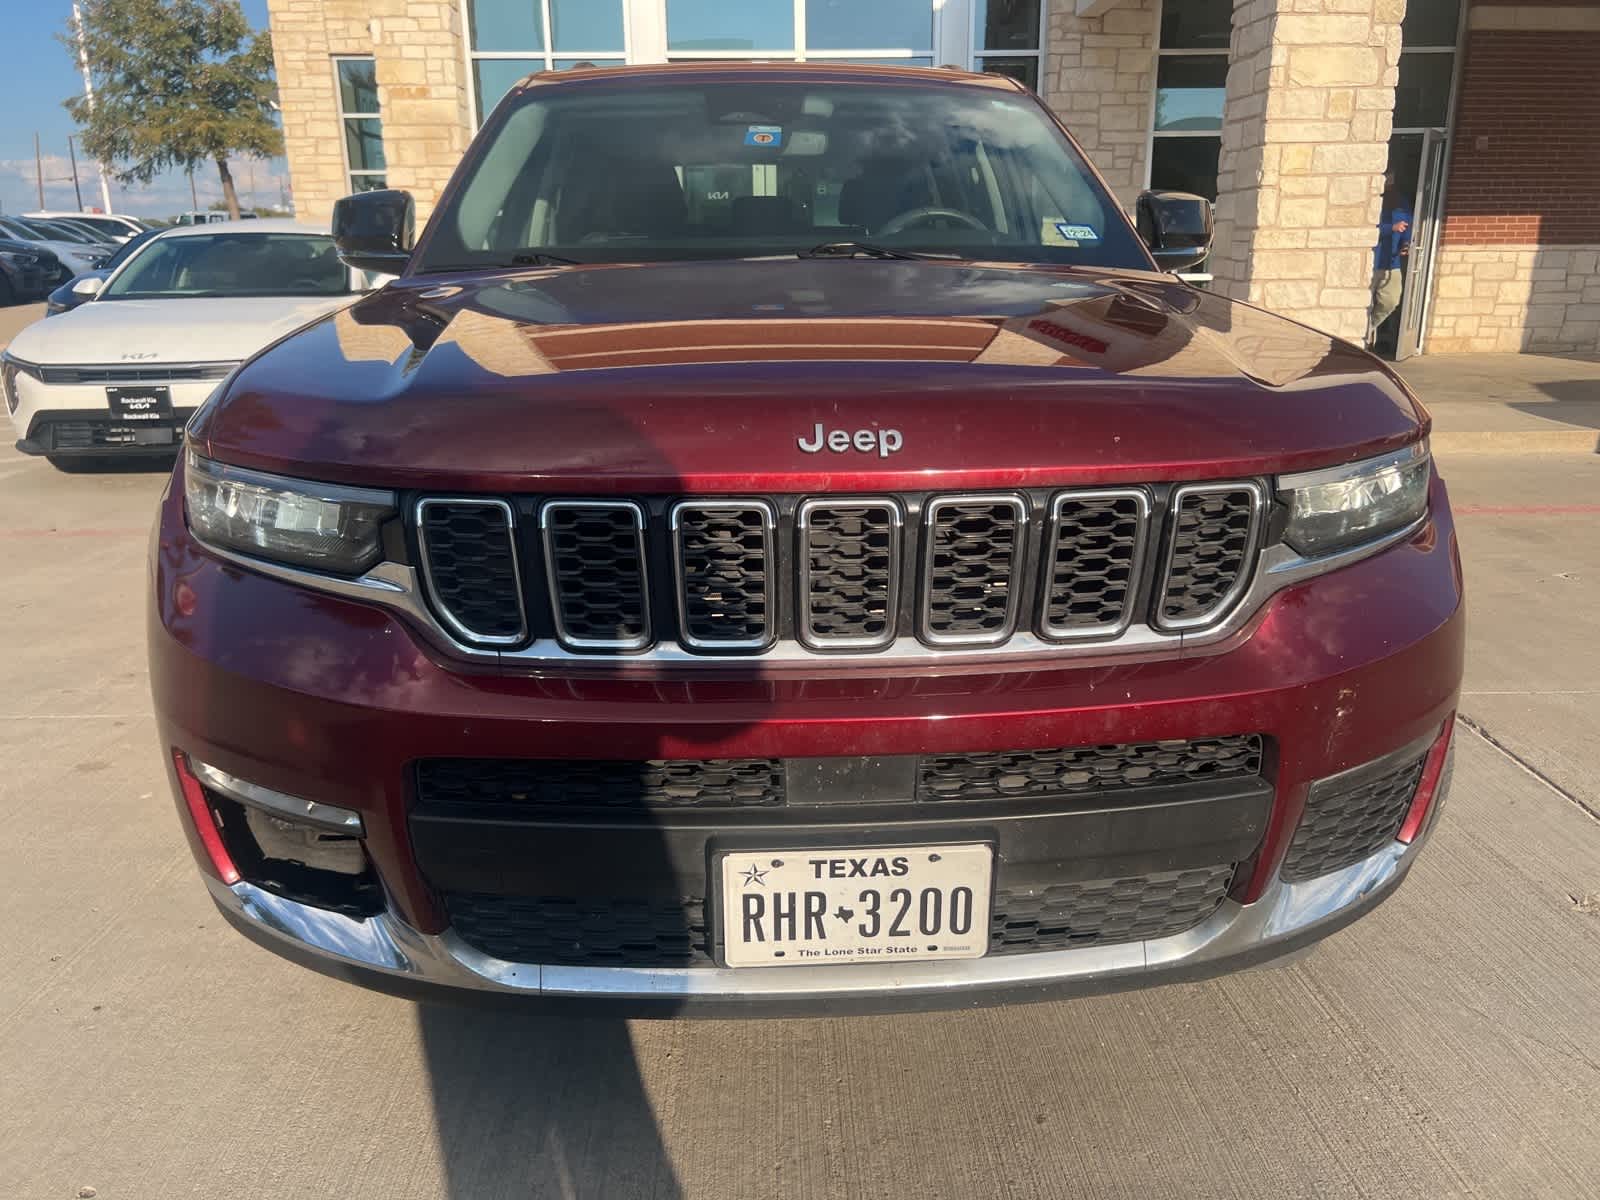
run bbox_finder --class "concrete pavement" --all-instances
[1,300,1598,1198]
[1399,352,1600,455]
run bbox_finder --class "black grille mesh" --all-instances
[991,864,1235,953]
[420,503,524,641]
[801,503,897,644]
[1280,752,1426,882]
[442,864,1237,967]
[676,504,772,645]
[920,736,1264,803]
[925,499,1022,639]
[410,485,1266,654]
[1160,488,1258,624]
[1044,494,1145,634]
[417,757,786,812]
[544,504,647,645]
[446,893,709,966]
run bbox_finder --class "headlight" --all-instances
[1280,441,1431,557]
[184,450,396,575]
[1,356,21,416]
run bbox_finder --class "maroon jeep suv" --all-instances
[149,64,1462,1014]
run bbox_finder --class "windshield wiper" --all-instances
[509,250,581,266]
[799,241,955,261]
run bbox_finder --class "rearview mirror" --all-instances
[1136,191,1214,274]
[332,189,415,275]
[70,275,104,298]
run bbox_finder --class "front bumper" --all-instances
[203,793,1445,1015]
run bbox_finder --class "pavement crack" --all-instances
[1457,712,1600,824]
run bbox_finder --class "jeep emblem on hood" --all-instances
[798,423,904,458]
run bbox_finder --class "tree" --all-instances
[64,0,281,219]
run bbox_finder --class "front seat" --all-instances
[838,161,936,234]
[562,159,688,241]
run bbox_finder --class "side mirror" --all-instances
[70,275,104,298]
[1136,190,1213,274]
[332,189,415,275]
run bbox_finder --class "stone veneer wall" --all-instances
[1041,0,1158,210]
[266,0,471,227]
[1208,0,1402,343]
[1426,246,1600,354]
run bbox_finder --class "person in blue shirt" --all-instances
[1369,171,1413,344]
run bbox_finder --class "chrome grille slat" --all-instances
[922,494,1028,647]
[415,499,527,647]
[1040,489,1151,640]
[671,500,777,650]
[408,484,1271,660]
[797,498,901,650]
[1156,482,1267,631]
[540,501,650,650]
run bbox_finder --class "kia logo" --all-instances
[797,422,903,458]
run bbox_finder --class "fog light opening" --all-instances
[172,751,241,885]
[1397,716,1456,845]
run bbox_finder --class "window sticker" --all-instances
[744,125,783,148]
[1041,218,1076,246]
[1055,222,1100,242]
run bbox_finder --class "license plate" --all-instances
[102,425,177,446]
[107,385,172,422]
[718,843,992,968]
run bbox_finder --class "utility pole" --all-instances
[34,132,45,208]
[188,169,198,212]
[67,136,84,210]
[72,0,114,213]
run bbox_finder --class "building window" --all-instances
[1148,0,1230,200]
[335,57,386,193]
[663,0,934,66]
[1394,0,1461,131]
[974,0,1043,90]
[466,0,629,124]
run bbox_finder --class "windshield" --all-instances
[104,228,162,271]
[100,232,353,300]
[418,79,1148,272]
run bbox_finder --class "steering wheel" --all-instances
[875,206,990,237]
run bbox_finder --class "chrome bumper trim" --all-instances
[205,822,1436,1006]
[191,759,365,834]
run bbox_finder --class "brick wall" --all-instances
[1440,30,1600,247]
[1425,4,1600,354]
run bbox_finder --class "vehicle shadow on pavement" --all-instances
[418,1006,682,1198]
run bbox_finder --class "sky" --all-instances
[0,0,290,220]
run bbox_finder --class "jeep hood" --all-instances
[193,259,1427,491]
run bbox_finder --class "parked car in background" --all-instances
[151,64,1462,1013]
[40,217,124,248]
[17,216,117,249]
[24,211,150,243]
[3,220,367,469]
[174,210,259,226]
[0,237,59,306]
[45,227,164,316]
[0,216,107,280]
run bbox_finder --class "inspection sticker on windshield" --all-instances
[1055,222,1100,242]
[745,125,783,147]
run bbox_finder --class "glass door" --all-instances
[1395,128,1447,362]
